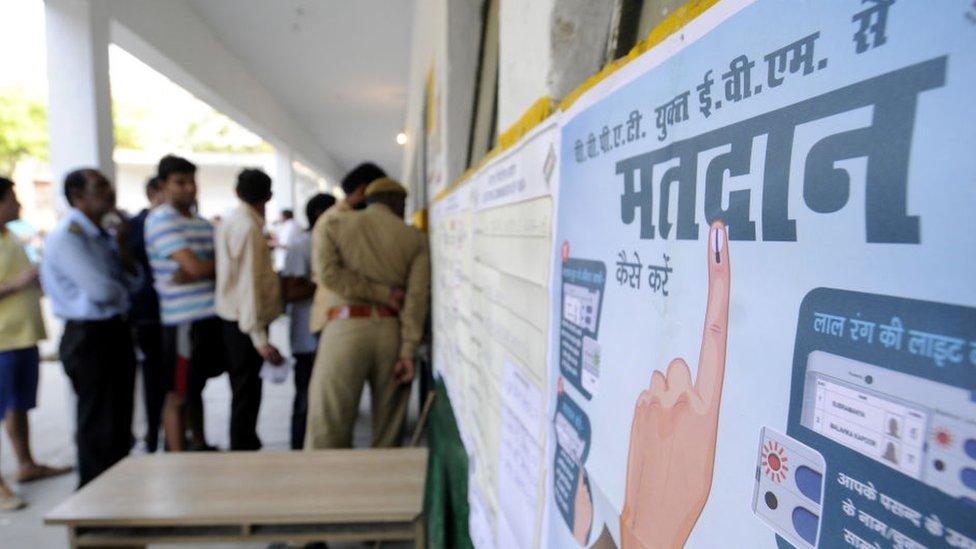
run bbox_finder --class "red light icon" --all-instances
[762,440,789,483]
[932,426,954,449]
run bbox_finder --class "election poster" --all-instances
[547,1,976,548]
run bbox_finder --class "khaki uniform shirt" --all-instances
[0,230,45,351]
[215,203,283,348]
[309,200,352,333]
[317,203,429,359]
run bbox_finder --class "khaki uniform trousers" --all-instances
[304,315,409,449]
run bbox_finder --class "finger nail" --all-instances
[712,226,724,263]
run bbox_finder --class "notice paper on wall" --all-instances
[430,120,560,549]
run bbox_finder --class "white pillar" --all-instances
[44,0,115,209]
[273,148,295,217]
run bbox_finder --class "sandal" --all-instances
[0,486,26,512]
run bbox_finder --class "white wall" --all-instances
[399,0,484,207]
[498,0,613,128]
[399,0,441,204]
[497,0,555,130]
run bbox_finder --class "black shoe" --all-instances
[188,442,219,452]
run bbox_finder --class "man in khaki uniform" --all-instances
[308,162,387,333]
[305,177,429,449]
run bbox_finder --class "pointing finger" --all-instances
[695,221,730,411]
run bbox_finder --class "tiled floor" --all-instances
[0,318,417,548]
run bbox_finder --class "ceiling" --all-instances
[186,0,416,177]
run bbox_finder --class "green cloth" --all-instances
[424,378,473,548]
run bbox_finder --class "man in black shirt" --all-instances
[128,177,165,452]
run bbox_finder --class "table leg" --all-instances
[68,526,78,549]
[414,514,426,549]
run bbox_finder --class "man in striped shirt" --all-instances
[145,155,225,452]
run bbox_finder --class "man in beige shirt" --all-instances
[215,168,284,450]
[308,162,387,333]
[305,177,429,449]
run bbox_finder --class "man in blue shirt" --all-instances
[41,168,142,487]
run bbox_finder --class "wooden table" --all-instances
[44,448,428,548]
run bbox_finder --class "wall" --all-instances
[401,0,615,200]
[399,0,484,208]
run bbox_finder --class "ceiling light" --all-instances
[396,132,408,145]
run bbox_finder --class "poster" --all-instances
[430,121,560,548]
[546,1,976,548]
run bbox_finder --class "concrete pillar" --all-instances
[273,148,295,217]
[44,0,115,208]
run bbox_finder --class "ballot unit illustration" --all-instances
[776,289,976,549]
[559,258,607,400]
[753,427,826,549]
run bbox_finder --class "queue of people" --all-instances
[0,156,430,510]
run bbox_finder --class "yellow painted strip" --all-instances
[559,0,722,112]
[497,96,554,149]
[425,67,436,136]
[411,208,428,231]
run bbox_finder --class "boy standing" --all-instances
[145,156,224,452]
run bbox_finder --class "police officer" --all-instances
[41,168,142,487]
[305,178,429,449]
[308,162,386,334]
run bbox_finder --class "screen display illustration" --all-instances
[799,351,976,493]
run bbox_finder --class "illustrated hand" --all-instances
[620,222,730,549]
[258,344,285,366]
[573,468,593,546]
[393,358,415,385]
[387,286,406,312]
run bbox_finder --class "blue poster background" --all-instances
[547,1,976,547]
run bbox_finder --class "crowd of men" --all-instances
[0,157,429,510]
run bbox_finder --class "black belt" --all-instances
[65,315,126,327]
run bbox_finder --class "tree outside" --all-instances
[0,87,47,176]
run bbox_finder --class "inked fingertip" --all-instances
[710,225,725,263]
